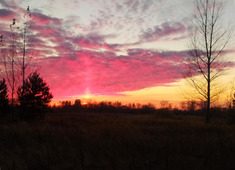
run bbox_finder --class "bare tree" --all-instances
[226,80,235,109]
[16,6,34,89]
[0,19,19,105]
[0,7,35,105]
[185,0,232,122]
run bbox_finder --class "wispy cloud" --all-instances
[0,0,18,8]
[140,22,189,42]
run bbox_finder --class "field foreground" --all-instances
[1,112,235,170]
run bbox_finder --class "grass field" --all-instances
[1,111,235,170]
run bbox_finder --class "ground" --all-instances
[0,111,235,170]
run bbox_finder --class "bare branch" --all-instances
[184,0,232,122]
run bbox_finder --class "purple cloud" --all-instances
[140,22,188,42]
[33,12,62,25]
[0,9,16,20]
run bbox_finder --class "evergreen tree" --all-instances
[17,71,53,109]
[0,78,9,113]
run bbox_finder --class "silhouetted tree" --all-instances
[18,6,35,89]
[0,20,19,106]
[74,99,82,110]
[61,101,72,107]
[160,100,169,109]
[232,93,235,109]
[0,78,9,114]
[0,7,35,105]
[74,99,81,106]
[187,100,197,111]
[142,103,155,113]
[226,80,235,109]
[184,0,232,122]
[17,71,53,110]
[180,101,187,111]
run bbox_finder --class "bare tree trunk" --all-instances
[184,0,232,123]
[0,21,18,106]
[206,63,210,123]
[0,7,34,106]
[22,28,26,90]
[11,45,15,106]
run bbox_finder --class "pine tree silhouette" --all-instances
[18,71,53,108]
[0,78,9,114]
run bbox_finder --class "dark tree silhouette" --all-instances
[185,0,232,123]
[17,71,53,109]
[0,20,19,106]
[0,6,35,106]
[0,78,9,113]
[17,6,35,90]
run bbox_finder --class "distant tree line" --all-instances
[49,99,235,124]
[52,98,235,114]
[52,100,156,114]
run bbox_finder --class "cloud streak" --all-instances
[140,22,189,42]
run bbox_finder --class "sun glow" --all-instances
[81,89,93,105]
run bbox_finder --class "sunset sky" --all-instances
[0,0,235,107]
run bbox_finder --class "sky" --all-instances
[0,0,235,107]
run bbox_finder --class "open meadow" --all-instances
[1,111,235,170]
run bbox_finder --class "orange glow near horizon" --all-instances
[49,75,233,109]
[50,81,186,108]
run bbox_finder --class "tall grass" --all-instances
[0,112,235,170]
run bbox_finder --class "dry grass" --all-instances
[0,112,235,170]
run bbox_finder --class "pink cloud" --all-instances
[37,49,189,99]
[0,8,193,99]
[0,9,16,20]
[33,12,62,25]
[74,35,114,51]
